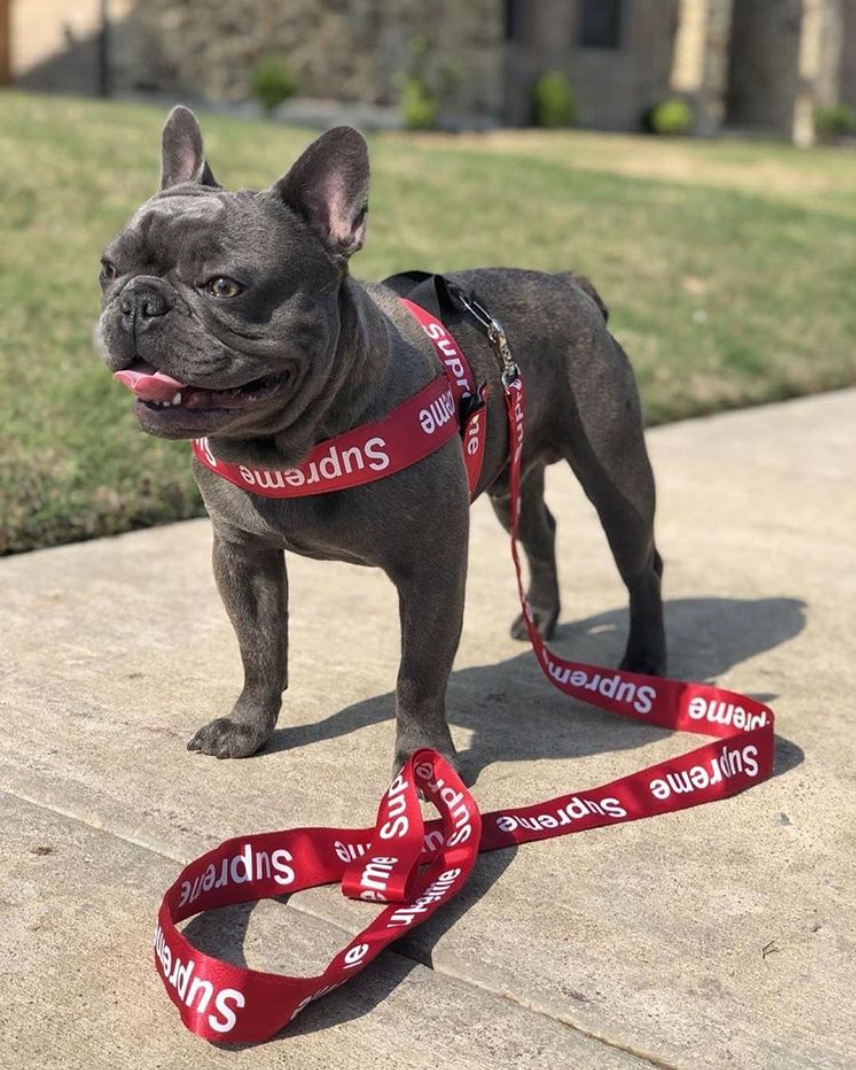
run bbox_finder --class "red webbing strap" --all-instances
[155,375,775,1044]
[399,297,487,497]
[191,374,459,498]
[480,378,774,849]
[155,751,481,1043]
[190,299,486,501]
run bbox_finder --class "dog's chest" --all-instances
[196,465,393,566]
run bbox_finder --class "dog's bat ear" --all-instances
[273,126,369,261]
[160,106,218,190]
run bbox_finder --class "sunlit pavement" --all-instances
[2,389,854,1069]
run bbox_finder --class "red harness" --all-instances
[191,300,487,499]
[156,298,776,1044]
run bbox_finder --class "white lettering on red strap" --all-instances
[649,745,759,800]
[177,843,294,910]
[687,694,768,730]
[334,839,369,863]
[154,922,246,1034]
[416,313,473,397]
[465,408,483,456]
[190,299,485,500]
[495,793,628,834]
[378,772,410,840]
[546,660,657,714]
[156,364,775,1047]
[386,868,463,929]
[235,438,391,491]
[355,857,398,902]
[418,389,456,435]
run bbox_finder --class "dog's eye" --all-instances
[100,259,117,282]
[204,277,244,299]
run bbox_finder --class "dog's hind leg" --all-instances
[489,462,561,640]
[560,406,666,677]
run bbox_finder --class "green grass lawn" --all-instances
[2,91,855,554]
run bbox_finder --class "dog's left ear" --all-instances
[160,106,218,190]
[273,126,369,261]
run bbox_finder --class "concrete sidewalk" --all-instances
[1,389,855,1070]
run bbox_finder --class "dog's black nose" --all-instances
[120,287,170,334]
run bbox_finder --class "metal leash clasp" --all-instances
[487,321,521,390]
[447,283,521,389]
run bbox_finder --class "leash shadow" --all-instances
[191,594,806,1043]
[188,852,518,1043]
[266,595,807,782]
[290,845,519,1038]
[183,900,254,972]
[183,891,427,1044]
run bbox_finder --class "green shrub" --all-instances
[532,71,577,128]
[648,98,693,136]
[250,55,298,118]
[814,104,856,141]
[401,76,438,130]
[397,35,463,131]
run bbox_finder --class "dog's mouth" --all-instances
[114,361,290,410]
[112,361,292,430]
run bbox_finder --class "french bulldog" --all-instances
[98,107,665,773]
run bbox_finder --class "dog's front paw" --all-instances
[510,604,558,641]
[392,745,460,781]
[187,717,272,759]
[392,724,459,783]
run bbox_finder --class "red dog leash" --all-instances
[157,298,775,1043]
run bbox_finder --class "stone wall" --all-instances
[502,0,680,130]
[12,0,103,94]
[14,0,856,140]
[110,0,503,118]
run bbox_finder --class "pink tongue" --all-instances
[113,362,188,402]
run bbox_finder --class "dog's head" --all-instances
[98,106,369,442]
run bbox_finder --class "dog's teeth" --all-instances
[171,392,182,406]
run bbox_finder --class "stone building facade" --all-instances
[7,0,856,143]
[108,0,504,116]
[501,0,682,129]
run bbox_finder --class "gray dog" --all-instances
[98,107,665,773]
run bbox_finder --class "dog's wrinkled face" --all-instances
[98,107,369,440]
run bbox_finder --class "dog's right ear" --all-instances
[160,106,218,190]
[273,126,369,261]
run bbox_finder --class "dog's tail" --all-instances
[562,272,609,324]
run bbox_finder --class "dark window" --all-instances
[579,0,623,49]
[504,0,522,42]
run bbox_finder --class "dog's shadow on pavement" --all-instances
[268,595,807,782]
[187,594,807,1046]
